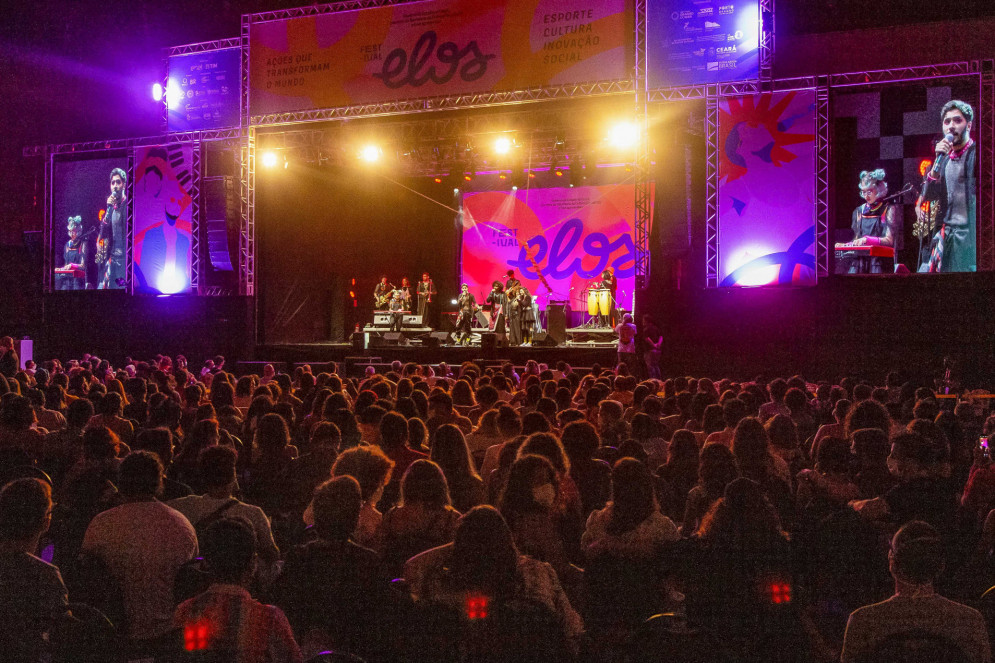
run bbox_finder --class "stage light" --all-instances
[511,185,518,190]
[554,168,564,177]
[494,137,512,154]
[165,79,183,109]
[464,173,473,181]
[919,159,933,177]
[451,298,458,305]
[434,177,443,183]
[608,121,639,148]
[261,151,278,168]
[360,145,381,163]
[151,83,163,102]
[499,173,507,180]
[453,188,460,194]
[156,266,187,295]
[528,172,536,179]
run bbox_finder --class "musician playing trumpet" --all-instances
[847,169,896,274]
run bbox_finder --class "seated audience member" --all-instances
[841,521,990,663]
[86,392,135,447]
[378,411,427,510]
[850,427,897,499]
[732,417,795,529]
[81,451,198,645]
[133,426,192,501]
[430,424,486,513]
[582,458,679,558]
[404,505,583,646]
[284,421,340,517]
[561,420,612,517]
[175,517,302,663]
[168,445,279,565]
[0,478,70,661]
[796,436,860,507]
[273,476,393,660]
[324,445,395,548]
[379,459,460,578]
[656,429,701,521]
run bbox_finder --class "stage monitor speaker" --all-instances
[383,332,405,345]
[546,304,567,345]
[351,332,365,351]
[532,331,557,347]
[422,331,451,349]
[480,333,497,351]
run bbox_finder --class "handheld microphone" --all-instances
[929,133,956,178]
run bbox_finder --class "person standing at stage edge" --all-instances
[417,272,435,328]
[615,313,638,373]
[917,99,977,273]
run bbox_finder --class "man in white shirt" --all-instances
[82,451,198,644]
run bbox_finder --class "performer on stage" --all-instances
[504,269,520,293]
[455,284,476,346]
[847,169,896,274]
[374,276,393,309]
[57,216,91,290]
[97,168,127,289]
[486,281,508,342]
[398,277,413,309]
[917,99,978,273]
[598,268,618,328]
[417,272,435,325]
[388,291,405,332]
[507,285,523,346]
[520,287,536,347]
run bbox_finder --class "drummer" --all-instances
[600,268,618,327]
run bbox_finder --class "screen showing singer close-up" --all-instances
[51,154,130,291]
[832,79,979,275]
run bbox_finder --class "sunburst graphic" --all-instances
[720,92,816,184]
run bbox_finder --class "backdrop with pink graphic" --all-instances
[460,184,650,312]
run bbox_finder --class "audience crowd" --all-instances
[1,346,995,662]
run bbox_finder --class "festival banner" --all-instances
[133,145,195,294]
[249,0,632,115]
[460,184,650,312]
[717,90,817,287]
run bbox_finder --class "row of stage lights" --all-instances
[258,121,641,177]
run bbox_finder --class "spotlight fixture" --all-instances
[151,83,164,102]
[494,136,512,154]
[360,145,381,163]
[261,151,278,168]
[608,121,639,148]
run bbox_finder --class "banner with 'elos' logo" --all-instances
[248,0,632,115]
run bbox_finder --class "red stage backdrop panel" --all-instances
[249,0,633,115]
[132,145,195,295]
[460,184,648,313]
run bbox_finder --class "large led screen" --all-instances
[461,185,649,313]
[167,47,241,132]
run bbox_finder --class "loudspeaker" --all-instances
[532,331,557,347]
[546,304,567,345]
[422,331,451,349]
[202,176,237,271]
[384,332,405,345]
[480,333,497,351]
[351,332,365,351]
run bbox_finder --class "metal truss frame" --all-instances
[250,81,635,127]
[167,37,243,57]
[759,0,774,82]
[815,85,830,277]
[23,129,242,158]
[247,0,423,23]
[189,145,203,293]
[125,150,136,294]
[240,127,257,296]
[979,60,995,271]
[704,93,720,288]
[44,153,54,292]
[633,0,650,289]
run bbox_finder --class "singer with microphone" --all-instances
[97,167,128,289]
[917,100,977,273]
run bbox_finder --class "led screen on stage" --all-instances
[717,90,817,287]
[832,80,979,274]
[249,0,632,115]
[51,154,129,291]
[647,0,759,88]
[167,47,241,132]
[460,185,649,313]
[133,145,195,295]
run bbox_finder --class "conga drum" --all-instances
[598,289,612,317]
[587,289,600,316]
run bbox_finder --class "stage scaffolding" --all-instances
[22,0,995,299]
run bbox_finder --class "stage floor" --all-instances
[248,342,619,375]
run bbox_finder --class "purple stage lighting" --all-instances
[152,83,164,102]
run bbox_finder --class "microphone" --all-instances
[929,133,956,178]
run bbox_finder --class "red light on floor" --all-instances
[769,582,791,604]
[466,594,489,619]
[434,177,443,183]
[528,172,536,179]
[554,170,563,176]
[499,173,507,180]
[919,159,932,177]
[183,619,211,651]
